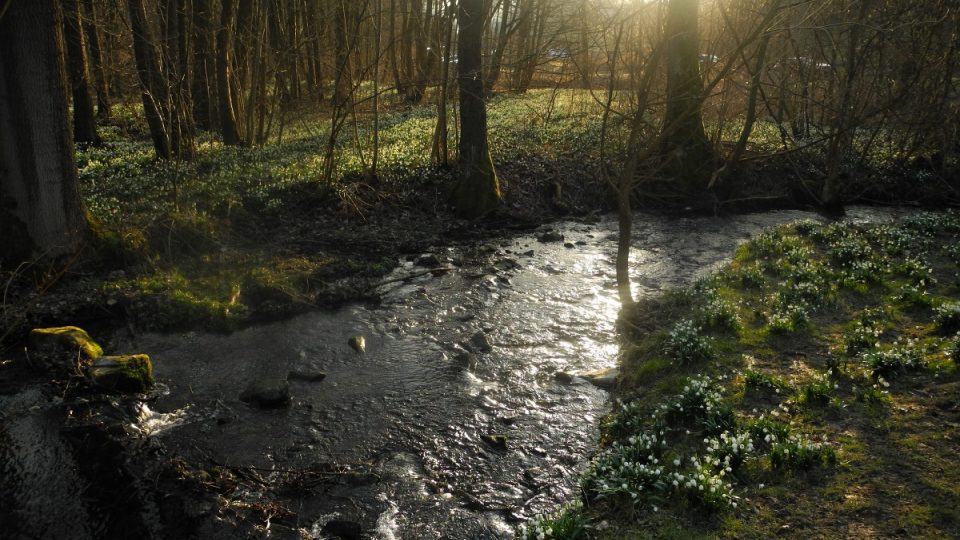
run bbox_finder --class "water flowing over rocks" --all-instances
[3,208,910,538]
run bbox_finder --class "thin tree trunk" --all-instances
[484,0,513,92]
[432,4,453,165]
[217,0,245,145]
[333,0,354,107]
[709,0,780,189]
[191,0,215,130]
[63,0,101,145]
[372,0,382,177]
[128,0,172,158]
[80,0,110,118]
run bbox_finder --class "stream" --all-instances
[2,208,906,539]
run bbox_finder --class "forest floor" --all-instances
[520,212,960,539]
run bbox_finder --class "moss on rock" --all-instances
[88,354,154,394]
[28,326,104,373]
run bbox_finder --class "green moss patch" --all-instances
[89,354,154,394]
[28,326,104,372]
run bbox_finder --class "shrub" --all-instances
[744,417,791,452]
[798,371,835,406]
[844,319,882,356]
[861,340,925,378]
[517,502,586,540]
[770,437,836,470]
[697,293,741,334]
[934,302,960,335]
[662,320,714,364]
[742,368,788,395]
[659,375,726,428]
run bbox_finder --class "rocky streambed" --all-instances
[0,208,907,539]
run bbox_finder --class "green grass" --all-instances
[531,211,960,538]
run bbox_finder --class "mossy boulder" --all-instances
[88,355,155,393]
[28,326,104,374]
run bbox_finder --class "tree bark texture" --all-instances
[453,0,501,218]
[0,0,90,262]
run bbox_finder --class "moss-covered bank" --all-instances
[522,211,960,539]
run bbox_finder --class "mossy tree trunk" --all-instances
[453,0,501,219]
[0,0,91,263]
[661,0,713,196]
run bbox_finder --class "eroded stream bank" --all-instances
[2,208,906,539]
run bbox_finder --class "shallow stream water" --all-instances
[2,208,906,539]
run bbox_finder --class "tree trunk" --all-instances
[162,0,194,158]
[432,4,453,165]
[62,0,101,146]
[128,0,172,159]
[452,0,501,219]
[483,0,513,92]
[217,0,245,145]
[616,185,633,306]
[80,0,110,118]
[191,0,215,130]
[333,0,355,108]
[661,0,713,195]
[0,0,91,262]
